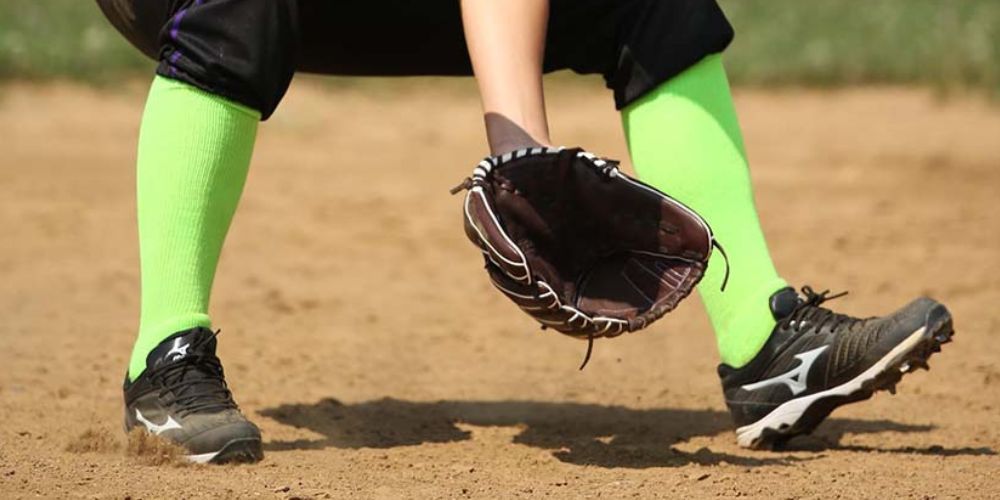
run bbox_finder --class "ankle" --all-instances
[710,279,789,368]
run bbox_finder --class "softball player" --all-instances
[97,0,953,463]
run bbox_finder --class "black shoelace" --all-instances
[780,286,861,334]
[151,331,237,416]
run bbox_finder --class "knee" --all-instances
[611,0,734,108]
[619,0,734,58]
[99,0,299,120]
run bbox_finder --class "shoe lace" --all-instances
[780,286,859,334]
[151,330,237,416]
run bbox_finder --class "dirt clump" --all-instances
[126,429,191,467]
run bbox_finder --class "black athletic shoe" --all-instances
[123,327,263,464]
[719,286,954,449]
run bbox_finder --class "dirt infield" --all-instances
[1,80,998,499]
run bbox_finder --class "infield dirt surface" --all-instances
[1,80,998,499]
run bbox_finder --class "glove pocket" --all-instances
[576,251,704,330]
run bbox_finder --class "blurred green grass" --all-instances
[1,0,997,92]
[721,0,1000,91]
[0,0,151,81]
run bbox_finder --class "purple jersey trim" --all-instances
[166,0,204,72]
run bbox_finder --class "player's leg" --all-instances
[132,78,258,382]
[622,55,786,369]
[605,1,954,448]
[97,0,299,463]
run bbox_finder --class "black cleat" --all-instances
[123,327,263,464]
[719,286,953,449]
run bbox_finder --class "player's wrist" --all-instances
[484,111,551,156]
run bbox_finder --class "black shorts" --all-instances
[97,0,733,120]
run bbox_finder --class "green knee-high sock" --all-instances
[622,54,787,368]
[128,76,259,380]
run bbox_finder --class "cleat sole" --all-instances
[187,438,264,465]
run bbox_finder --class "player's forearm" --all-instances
[460,0,551,154]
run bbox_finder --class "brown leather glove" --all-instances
[452,147,725,366]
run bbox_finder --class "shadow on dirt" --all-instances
[258,398,983,468]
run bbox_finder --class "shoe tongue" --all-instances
[769,287,801,321]
[146,327,217,371]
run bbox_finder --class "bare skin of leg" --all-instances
[460,0,552,155]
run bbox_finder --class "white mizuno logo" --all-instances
[135,409,183,435]
[741,345,829,396]
[166,338,190,362]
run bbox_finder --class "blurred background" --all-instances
[1,0,998,92]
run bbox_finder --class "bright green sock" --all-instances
[622,54,787,368]
[128,76,259,380]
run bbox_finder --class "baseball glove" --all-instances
[452,147,727,367]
